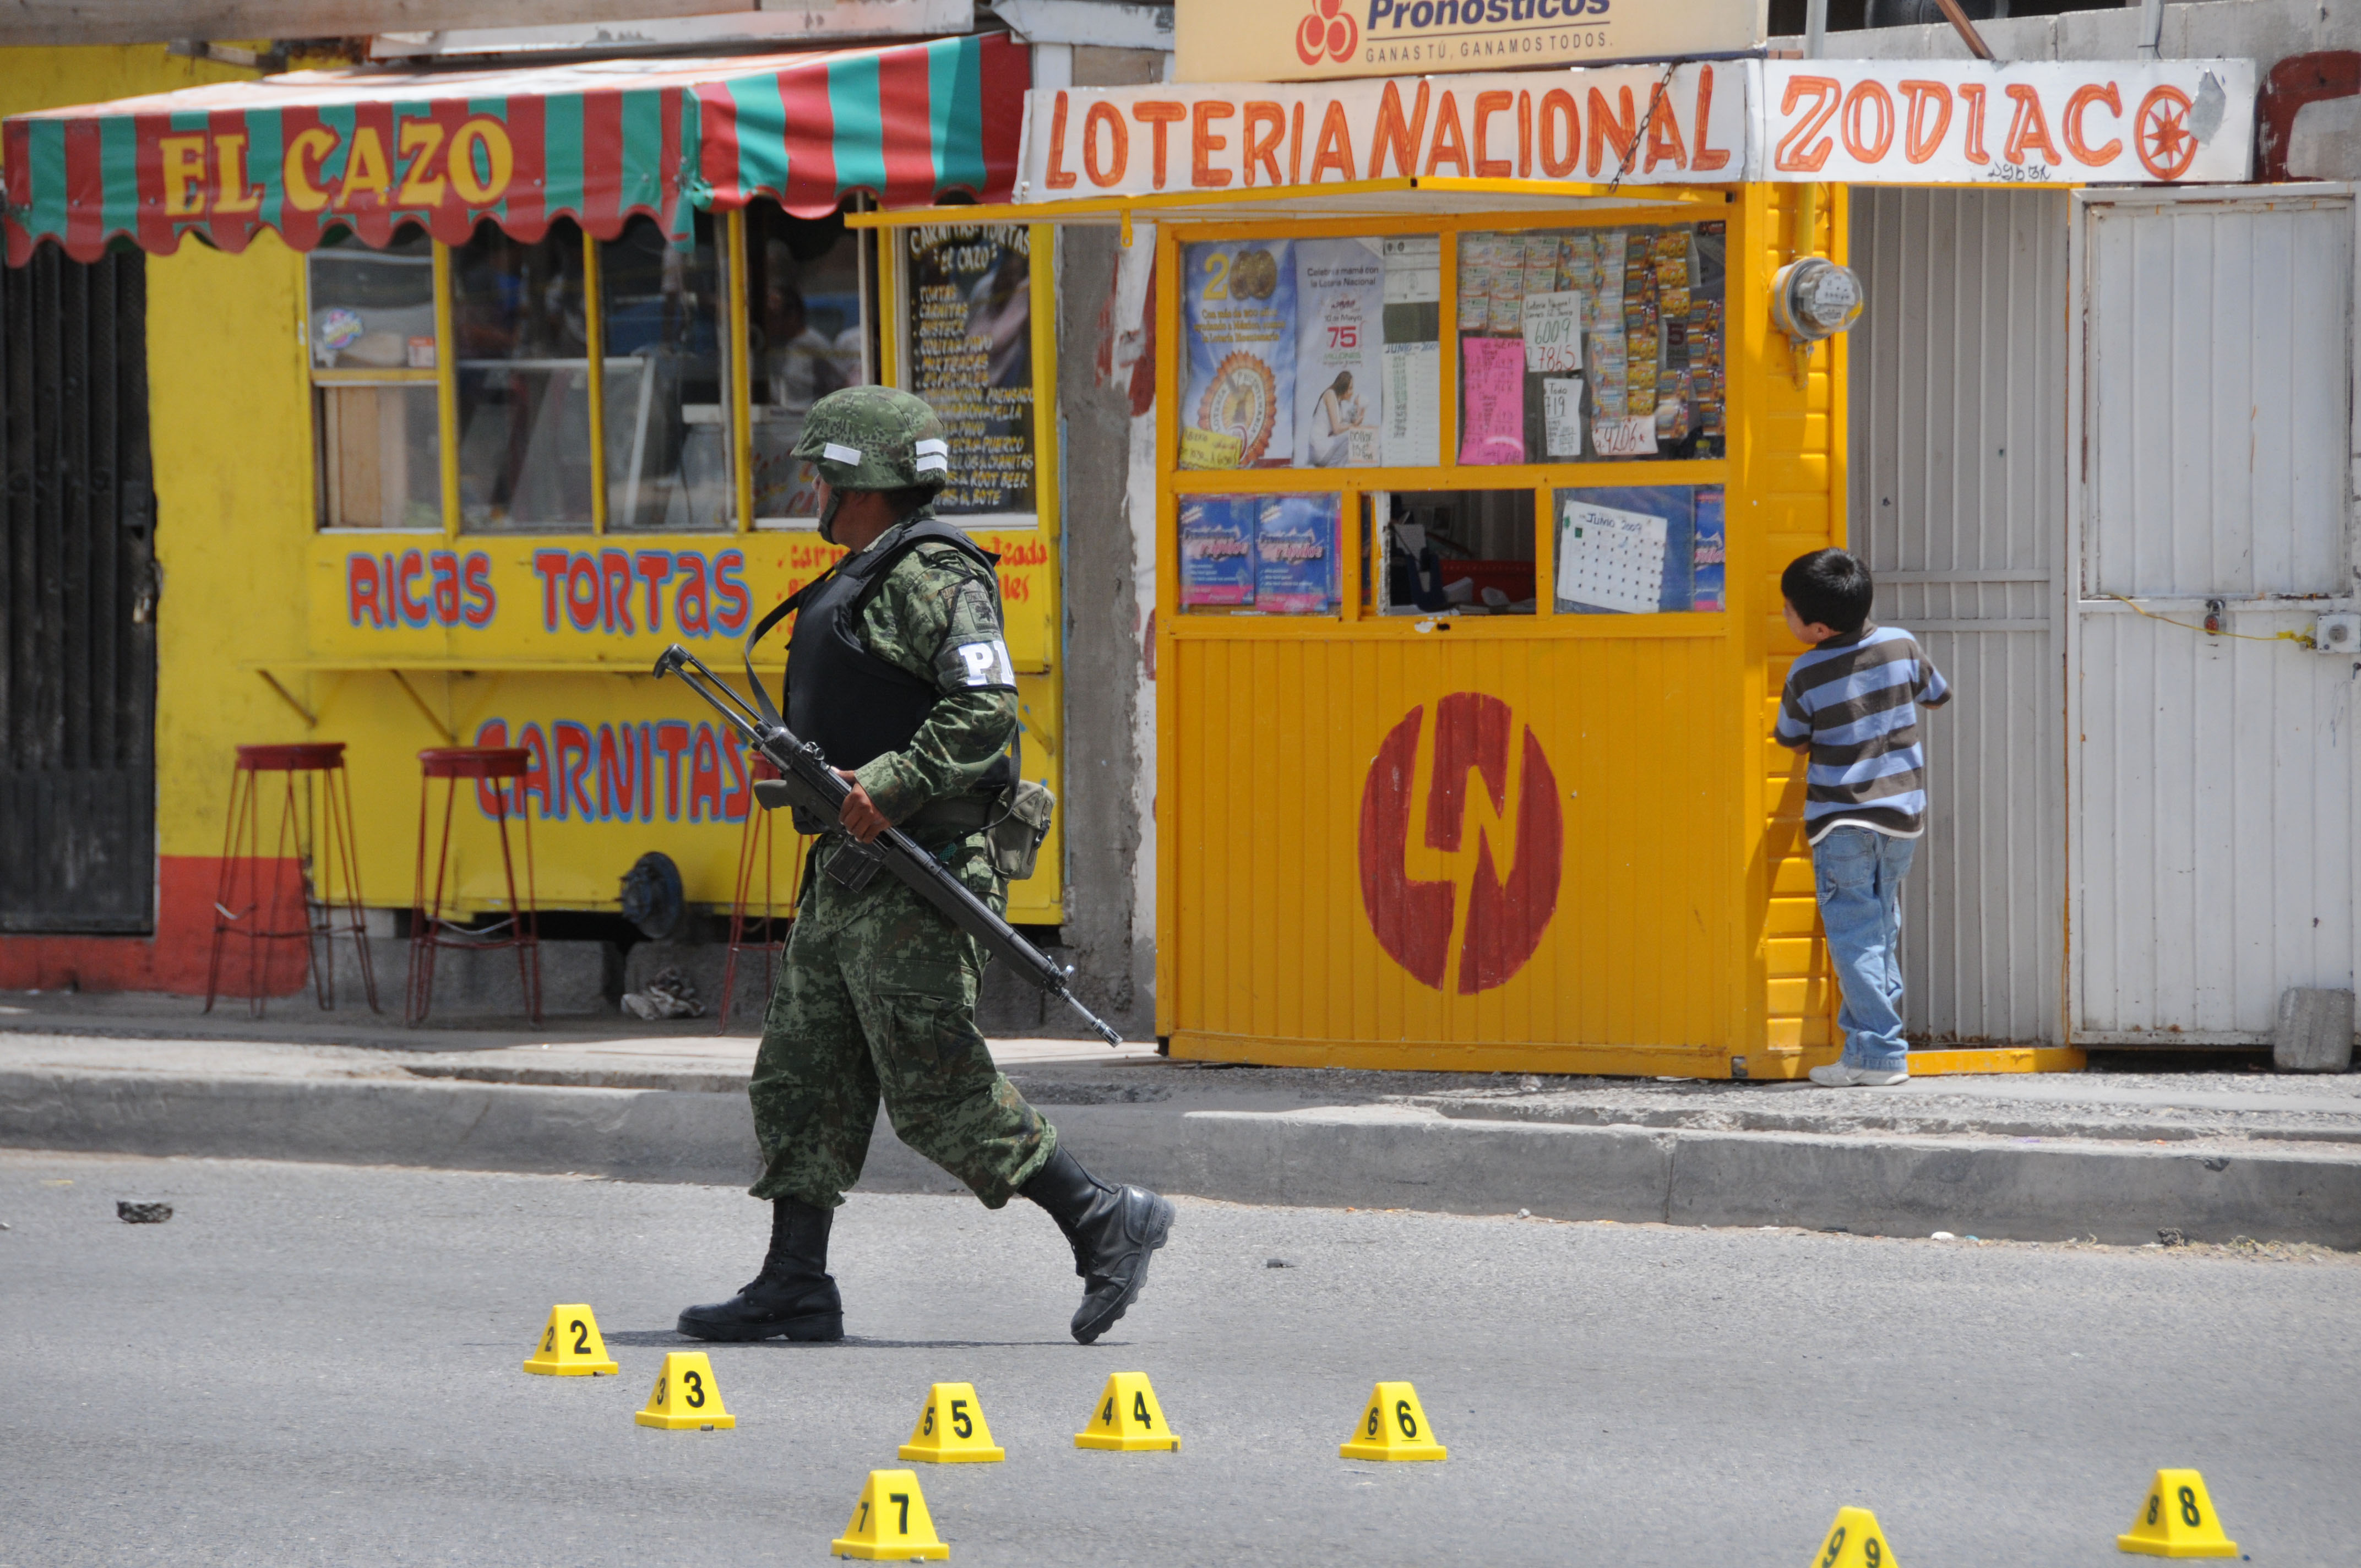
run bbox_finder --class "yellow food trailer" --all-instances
[856,47,2255,1078]
[0,33,1081,997]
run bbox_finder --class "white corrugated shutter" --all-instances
[2069,187,2358,1044]
[1849,187,2068,1046]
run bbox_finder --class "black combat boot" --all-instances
[1020,1145,1175,1345]
[676,1198,844,1342]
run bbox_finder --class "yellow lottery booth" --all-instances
[861,49,2253,1077]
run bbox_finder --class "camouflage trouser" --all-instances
[748,829,1056,1210]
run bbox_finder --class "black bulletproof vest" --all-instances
[778,520,1014,788]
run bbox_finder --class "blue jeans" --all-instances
[1812,825,1917,1072]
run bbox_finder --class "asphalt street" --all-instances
[3,1150,2354,1567]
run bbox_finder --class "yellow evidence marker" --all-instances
[1073,1371,1179,1452]
[831,1468,949,1561]
[1807,1506,1898,1567]
[898,1382,1004,1463]
[2117,1469,2239,1558]
[1339,1381,1447,1462]
[523,1304,619,1376]
[634,1351,734,1430]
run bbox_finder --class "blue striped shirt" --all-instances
[1775,624,1950,842]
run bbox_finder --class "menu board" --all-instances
[904,225,1036,516]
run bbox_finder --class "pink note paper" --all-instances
[1457,337,1527,465]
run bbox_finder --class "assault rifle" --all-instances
[651,641,1124,1048]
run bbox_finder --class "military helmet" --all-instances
[791,385,951,495]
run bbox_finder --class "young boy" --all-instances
[1775,548,1950,1087]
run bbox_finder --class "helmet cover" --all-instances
[791,385,952,496]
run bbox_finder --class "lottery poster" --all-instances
[1182,239,1297,469]
[1179,496,1257,606]
[1253,494,1341,614]
[1554,485,1707,615]
[1690,487,1727,612]
[1293,239,1386,469]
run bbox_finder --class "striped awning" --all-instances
[2,30,1026,264]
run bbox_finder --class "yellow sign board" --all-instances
[1174,0,1764,86]
[306,527,1054,672]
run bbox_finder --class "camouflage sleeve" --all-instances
[851,542,1019,823]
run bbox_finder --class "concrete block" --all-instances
[2052,7,2140,61]
[2276,988,2355,1074]
[367,936,615,1017]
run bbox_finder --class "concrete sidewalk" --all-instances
[4,1015,2357,1249]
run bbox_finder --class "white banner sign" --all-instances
[1174,0,1763,85]
[1755,59,2255,184]
[1018,62,1747,199]
[1016,58,2257,200]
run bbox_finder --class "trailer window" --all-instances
[597,213,735,532]
[745,204,871,528]
[307,229,440,530]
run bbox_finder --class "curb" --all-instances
[4,1071,2354,1248]
[1172,1105,2361,1248]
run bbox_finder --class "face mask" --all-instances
[816,483,846,546]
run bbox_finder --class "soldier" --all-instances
[678,386,1173,1347]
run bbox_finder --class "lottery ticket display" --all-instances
[1457,223,1726,464]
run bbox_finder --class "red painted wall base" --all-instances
[0,855,314,997]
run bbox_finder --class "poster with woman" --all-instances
[1182,240,1296,468]
[1293,238,1385,469]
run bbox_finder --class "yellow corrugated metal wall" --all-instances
[1157,186,1847,1077]
[1746,184,1847,1070]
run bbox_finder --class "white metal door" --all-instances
[2068,187,2358,1046]
[1849,187,2068,1046]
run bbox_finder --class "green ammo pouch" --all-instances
[986,778,1054,881]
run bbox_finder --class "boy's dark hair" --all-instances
[1781,548,1874,636]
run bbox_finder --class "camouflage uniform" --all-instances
[683,385,1166,1351]
[746,508,1057,1211]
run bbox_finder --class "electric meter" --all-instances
[1771,257,1864,342]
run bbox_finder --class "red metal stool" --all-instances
[409,747,541,1026]
[205,742,378,1017]
[718,755,808,1033]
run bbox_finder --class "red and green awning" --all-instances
[2,30,1027,264]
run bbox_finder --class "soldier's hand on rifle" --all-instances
[834,769,889,843]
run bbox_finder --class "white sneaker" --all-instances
[1809,1063,1909,1087]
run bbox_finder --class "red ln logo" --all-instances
[1295,0,1358,66]
[1357,693,1563,995]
